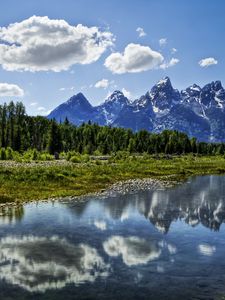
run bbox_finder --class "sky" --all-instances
[0,0,224,115]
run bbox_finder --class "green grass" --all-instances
[1,155,225,203]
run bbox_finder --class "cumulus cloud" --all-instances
[0,236,109,292]
[199,57,218,67]
[159,38,167,47]
[95,79,109,89]
[104,43,164,74]
[0,83,24,97]
[160,57,180,69]
[136,27,146,37]
[0,15,114,72]
[103,235,161,266]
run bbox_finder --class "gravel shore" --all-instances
[0,177,176,209]
[0,160,72,168]
[97,178,174,197]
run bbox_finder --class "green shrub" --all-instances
[81,154,90,163]
[70,155,81,163]
[95,159,102,165]
[114,151,129,161]
[6,147,14,160]
[39,153,54,161]
[93,149,102,156]
[59,152,66,159]
[23,149,33,161]
[66,151,80,161]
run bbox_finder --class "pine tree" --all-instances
[48,119,62,154]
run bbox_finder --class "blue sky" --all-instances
[0,0,224,115]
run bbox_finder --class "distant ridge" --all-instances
[48,77,225,142]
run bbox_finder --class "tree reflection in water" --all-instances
[0,204,24,225]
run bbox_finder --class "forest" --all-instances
[0,101,224,158]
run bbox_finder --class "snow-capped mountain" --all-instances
[150,76,181,115]
[48,77,225,142]
[97,90,130,125]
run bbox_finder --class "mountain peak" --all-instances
[66,93,93,109]
[67,92,87,103]
[151,77,175,95]
[183,84,201,95]
[150,77,180,113]
[156,76,171,87]
[105,90,128,104]
[48,77,225,142]
[211,80,223,91]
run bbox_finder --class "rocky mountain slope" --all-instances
[48,77,225,142]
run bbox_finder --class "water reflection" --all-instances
[103,236,161,266]
[84,175,225,233]
[0,176,224,299]
[94,220,107,231]
[0,205,24,225]
[198,244,216,256]
[0,236,109,292]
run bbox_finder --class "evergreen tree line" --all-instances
[0,101,225,156]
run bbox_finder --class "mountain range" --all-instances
[48,77,225,142]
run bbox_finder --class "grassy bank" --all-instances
[1,155,225,203]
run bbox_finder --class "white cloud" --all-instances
[38,110,52,116]
[36,106,52,116]
[104,43,164,74]
[122,88,132,99]
[159,38,167,47]
[95,79,109,89]
[59,86,75,92]
[171,47,177,54]
[94,220,107,230]
[0,235,109,292]
[30,102,38,106]
[103,235,161,266]
[0,83,24,97]
[199,57,218,67]
[160,57,180,69]
[136,27,146,37]
[0,15,114,72]
[37,106,46,111]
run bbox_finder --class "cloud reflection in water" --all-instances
[0,236,109,292]
[103,236,161,266]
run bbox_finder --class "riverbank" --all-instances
[0,155,225,204]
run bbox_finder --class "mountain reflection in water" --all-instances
[80,174,225,233]
[0,175,224,299]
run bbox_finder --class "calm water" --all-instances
[0,175,225,300]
